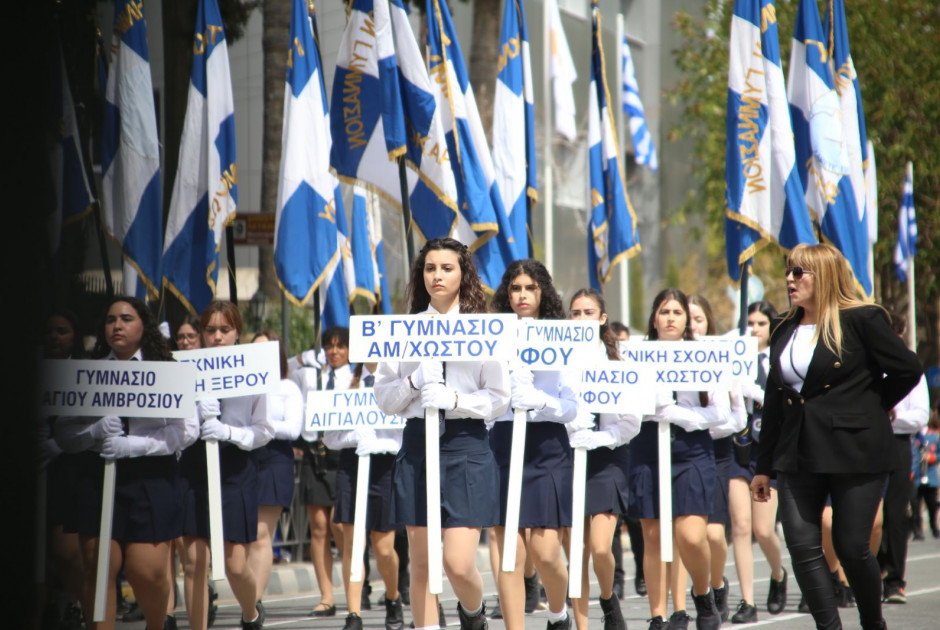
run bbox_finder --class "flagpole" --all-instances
[225,224,238,304]
[542,0,554,275]
[739,261,750,335]
[398,158,416,265]
[906,162,916,351]
[616,13,629,325]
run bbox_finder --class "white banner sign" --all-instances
[619,337,757,390]
[348,313,517,362]
[174,342,281,400]
[305,388,407,432]
[515,320,599,369]
[579,362,657,414]
[40,359,196,418]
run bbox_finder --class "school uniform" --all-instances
[489,368,579,528]
[54,349,199,542]
[729,349,769,482]
[254,377,303,508]
[297,363,352,507]
[628,389,729,519]
[374,305,511,528]
[180,392,272,543]
[707,388,746,526]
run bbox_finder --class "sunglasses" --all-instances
[785,266,813,279]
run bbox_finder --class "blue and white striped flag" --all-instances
[330,0,459,243]
[426,0,516,290]
[163,0,237,315]
[587,4,640,291]
[493,0,537,260]
[894,162,916,283]
[321,184,354,330]
[350,186,391,313]
[789,0,871,295]
[620,33,657,171]
[274,0,344,309]
[101,0,162,300]
[725,0,815,281]
[547,0,577,142]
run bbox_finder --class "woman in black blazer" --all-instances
[751,243,921,630]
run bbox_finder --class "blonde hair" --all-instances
[780,243,874,357]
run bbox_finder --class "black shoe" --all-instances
[400,583,411,606]
[884,584,907,604]
[843,585,855,606]
[122,602,145,622]
[60,603,84,630]
[342,613,363,630]
[525,574,542,613]
[731,600,757,624]
[489,597,503,619]
[546,612,572,630]
[362,581,373,610]
[912,532,926,541]
[385,596,405,630]
[666,609,691,630]
[164,615,179,630]
[692,587,721,630]
[767,568,787,614]
[456,601,487,630]
[599,596,626,630]
[714,576,730,622]
[208,581,219,628]
[612,576,625,600]
[241,601,265,630]
[635,575,648,597]
[647,616,667,630]
[797,596,810,613]
[309,602,337,617]
[439,601,447,627]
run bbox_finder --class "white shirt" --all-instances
[781,324,816,391]
[373,305,510,421]
[268,377,304,441]
[491,368,580,426]
[892,374,930,435]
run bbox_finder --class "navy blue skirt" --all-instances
[180,440,258,544]
[585,444,631,517]
[72,451,184,543]
[708,437,731,525]
[333,448,397,531]
[491,421,573,528]
[394,418,500,528]
[254,439,296,508]
[628,422,716,519]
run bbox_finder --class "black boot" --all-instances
[457,601,488,630]
[713,576,730,622]
[525,573,542,613]
[691,587,721,630]
[385,596,404,630]
[342,613,363,630]
[599,595,626,630]
[546,610,572,630]
[164,615,179,630]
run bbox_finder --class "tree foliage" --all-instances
[667,0,940,360]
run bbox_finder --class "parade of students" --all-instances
[567,288,640,630]
[55,296,199,630]
[179,301,273,630]
[912,407,940,541]
[727,300,788,623]
[628,288,727,630]
[317,359,405,630]
[487,259,578,630]
[751,243,922,630]
[374,237,510,630]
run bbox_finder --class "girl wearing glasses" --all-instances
[751,243,921,630]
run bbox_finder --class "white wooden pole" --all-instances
[350,454,372,582]
[616,13,630,325]
[205,440,226,581]
[906,162,916,352]
[501,409,529,572]
[568,447,587,598]
[542,0,554,276]
[657,421,673,561]
[425,408,443,594]
[93,460,116,621]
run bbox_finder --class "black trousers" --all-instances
[912,485,939,536]
[877,435,913,588]
[778,471,887,630]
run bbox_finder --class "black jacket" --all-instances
[756,305,921,476]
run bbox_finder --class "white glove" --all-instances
[657,403,706,432]
[90,416,124,440]
[200,418,230,441]
[511,367,534,390]
[511,383,547,411]
[421,383,456,410]
[569,429,617,450]
[198,398,221,420]
[410,361,444,389]
[355,429,380,456]
[158,321,171,339]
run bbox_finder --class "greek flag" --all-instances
[894,163,916,283]
[621,34,656,170]
[163,0,237,315]
[350,186,390,313]
[493,0,537,260]
[273,0,344,309]
[321,186,355,330]
[789,0,871,295]
[101,0,162,300]
[426,0,516,290]
[547,0,577,142]
[330,0,458,242]
[725,0,815,281]
[587,4,640,291]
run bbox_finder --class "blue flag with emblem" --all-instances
[329,0,459,242]
[101,0,162,300]
[587,2,640,291]
[493,0,537,260]
[426,0,516,290]
[163,0,237,314]
[788,0,871,295]
[725,0,816,281]
[894,163,916,283]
